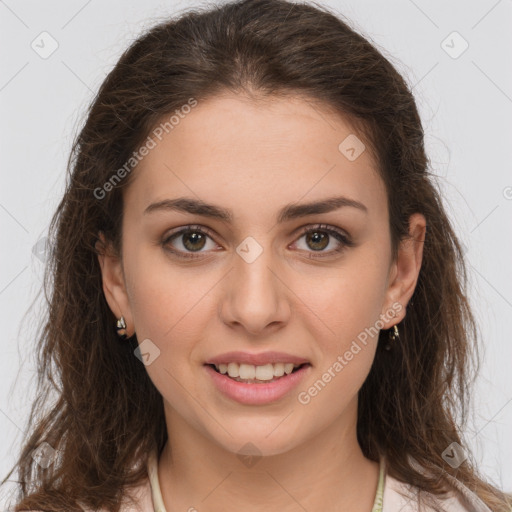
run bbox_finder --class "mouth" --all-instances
[204,361,312,405]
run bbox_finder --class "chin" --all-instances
[211,424,305,459]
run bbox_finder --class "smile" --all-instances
[204,363,311,404]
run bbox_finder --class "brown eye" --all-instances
[162,226,217,259]
[181,231,207,251]
[293,224,354,257]
[305,231,329,251]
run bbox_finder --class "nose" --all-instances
[219,242,291,336]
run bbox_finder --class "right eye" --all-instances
[162,225,219,259]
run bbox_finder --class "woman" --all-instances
[3,0,510,511]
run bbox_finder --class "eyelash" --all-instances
[162,223,354,260]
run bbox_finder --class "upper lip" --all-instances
[205,351,310,366]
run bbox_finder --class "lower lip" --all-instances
[205,364,311,405]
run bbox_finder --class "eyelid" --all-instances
[294,223,352,243]
[164,224,216,238]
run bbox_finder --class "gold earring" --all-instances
[116,316,127,340]
[385,324,399,351]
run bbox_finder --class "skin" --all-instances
[97,93,426,512]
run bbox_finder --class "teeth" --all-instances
[226,362,239,378]
[239,364,255,379]
[215,362,302,380]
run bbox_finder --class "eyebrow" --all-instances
[143,195,368,223]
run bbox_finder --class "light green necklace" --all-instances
[371,457,386,512]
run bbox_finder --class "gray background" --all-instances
[1,0,511,506]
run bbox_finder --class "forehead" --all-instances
[125,93,386,219]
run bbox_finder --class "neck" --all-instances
[157,399,380,512]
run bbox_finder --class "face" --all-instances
[98,93,425,457]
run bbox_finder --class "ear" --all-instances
[96,231,135,337]
[381,213,426,327]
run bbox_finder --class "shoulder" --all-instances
[107,477,156,512]
[382,472,493,512]
[84,450,161,512]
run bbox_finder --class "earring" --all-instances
[384,324,399,351]
[116,316,128,340]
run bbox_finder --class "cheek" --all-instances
[295,260,387,418]
[123,242,207,337]
[123,247,212,406]
[299,252,390,344]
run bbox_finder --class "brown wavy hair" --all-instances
[3,0,510,510]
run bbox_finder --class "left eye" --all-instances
[162,224,353,259]
[292,224,353,255]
